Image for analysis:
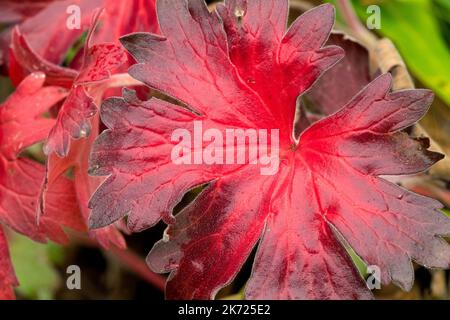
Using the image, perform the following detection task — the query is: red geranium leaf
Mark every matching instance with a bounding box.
[90,0,450,300]
[0,227,17,300]
[0,72,85,243]
[305,32,373,116]
[0,72,67,158]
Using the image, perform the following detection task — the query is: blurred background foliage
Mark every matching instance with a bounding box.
[351,0,450,106]
[9,234,63,299]
[0,0,449,300]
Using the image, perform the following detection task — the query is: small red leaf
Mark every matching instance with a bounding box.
[43,8,127,157]
[44,85,96,157]
[0,72,67,158]
[306,32,373,116]
[75,43,127,84]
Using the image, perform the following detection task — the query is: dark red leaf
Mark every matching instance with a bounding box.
[90,0,450,300]
[305,32,373,116]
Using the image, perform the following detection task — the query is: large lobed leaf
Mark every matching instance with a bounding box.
[89,0,450,299]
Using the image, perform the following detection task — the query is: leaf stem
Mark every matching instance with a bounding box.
[73,235,165,292]
[108,245,166,292]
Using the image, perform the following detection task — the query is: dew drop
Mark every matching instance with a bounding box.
[79,128,88,137]
[234,8,245,18]
[162,229,170,242]
[32,72,45,79]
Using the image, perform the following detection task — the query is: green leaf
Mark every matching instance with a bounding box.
[9,234,64,300]
[351,0,450,106]
[432,0,450,45]
[63,31,88,67]
[442,209,450,218]
[347,247,369,278]
[0,76,14,103]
